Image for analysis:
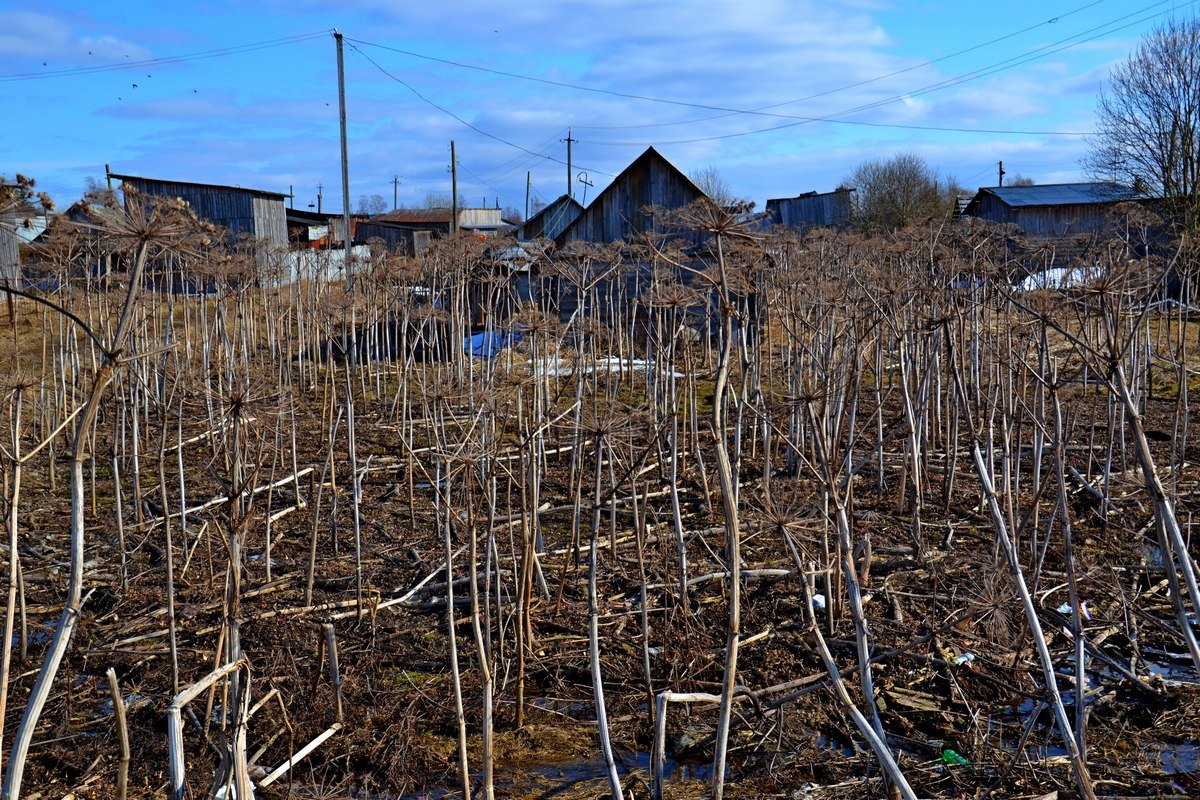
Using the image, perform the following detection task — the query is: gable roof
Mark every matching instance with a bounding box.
[555,147,709,246]
[969,182,1151,210]
[517,194,584,241]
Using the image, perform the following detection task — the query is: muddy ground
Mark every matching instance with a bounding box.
[3,360,1196,800]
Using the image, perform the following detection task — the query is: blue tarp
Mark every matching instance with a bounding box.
[465,328,521,359]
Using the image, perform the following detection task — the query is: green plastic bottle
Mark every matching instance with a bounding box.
[941,748,969,767]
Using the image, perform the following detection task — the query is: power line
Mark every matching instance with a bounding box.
[0,31,330,82]
[470,130,569,186]
[580,0,1194,146]
[349,0,1185,142]
[456,156,525,209]
[804,0,1192,128]
[344,41,615,179]
[347,31,1082,137]
[571,0,1112,131]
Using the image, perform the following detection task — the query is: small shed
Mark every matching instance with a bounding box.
[765,189,853,231]
[517,195,583,241]
[108,172,288,247]
[962,182,1152,237]
[555,147,710,247]
[286,207,337,249]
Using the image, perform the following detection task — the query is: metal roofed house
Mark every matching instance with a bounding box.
[516,194,584,242]
[962,182,1154,238]
[107,172,288,248]
[554,147,711,247]
[765,188,854,232]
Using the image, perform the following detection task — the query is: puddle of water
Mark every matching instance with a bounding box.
[12,627,52,648]
[389,746,710,799]
[99,693,152,717]
[1157,743,1200,775]
[817,733,856,758]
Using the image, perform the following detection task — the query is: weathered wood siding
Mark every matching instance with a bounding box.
[356,222,431,256]
[557,148,707,246]
[971,194,1121,237]
[767,190,853,230]
[0,211,18,285]
[251,195,287,247]
[118,177,287,247]
[458,208,504,229]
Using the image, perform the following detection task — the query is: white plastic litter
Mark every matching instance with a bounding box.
[529,356,685,378]
[1016,265,1103,292]
[812,594,826,609]
[1057,601,1093,620]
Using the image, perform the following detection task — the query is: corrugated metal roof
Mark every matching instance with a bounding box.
[980,182,1150,208]
[375,208,453,224]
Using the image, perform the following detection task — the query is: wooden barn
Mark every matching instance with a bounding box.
[766,188,854,231]
[555,147,710,247]
[108,172,288,248]
[962,182,1152,237]
[516,194,583,241]
[355,220,432,257]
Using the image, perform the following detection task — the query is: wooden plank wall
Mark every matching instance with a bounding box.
[124,179,286,247]
[0,211,19,284]
[974,194,1116,237]
[251,196,288,247]
[768,191,853,230]
[356,222,425,256]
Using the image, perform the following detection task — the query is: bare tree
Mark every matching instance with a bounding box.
[1085,16,1200,232]
[689,166,733,205]
[845,153,946,234]
[421,192,466,210]
[356,193,388,216]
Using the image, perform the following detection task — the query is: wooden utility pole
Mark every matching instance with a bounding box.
[998,160,1006,187]
[335,30,352,288]
[392,175,400,211]
[450,140,459,236]
[317,183,323,214]
[525,171,531,221]
[561,129,576,199]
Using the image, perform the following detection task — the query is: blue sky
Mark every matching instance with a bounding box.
[1,0,1193,215]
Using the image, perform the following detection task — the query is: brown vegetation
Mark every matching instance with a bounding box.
[0,196,1196,800]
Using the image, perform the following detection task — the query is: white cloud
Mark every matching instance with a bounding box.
[0,11,151,62]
